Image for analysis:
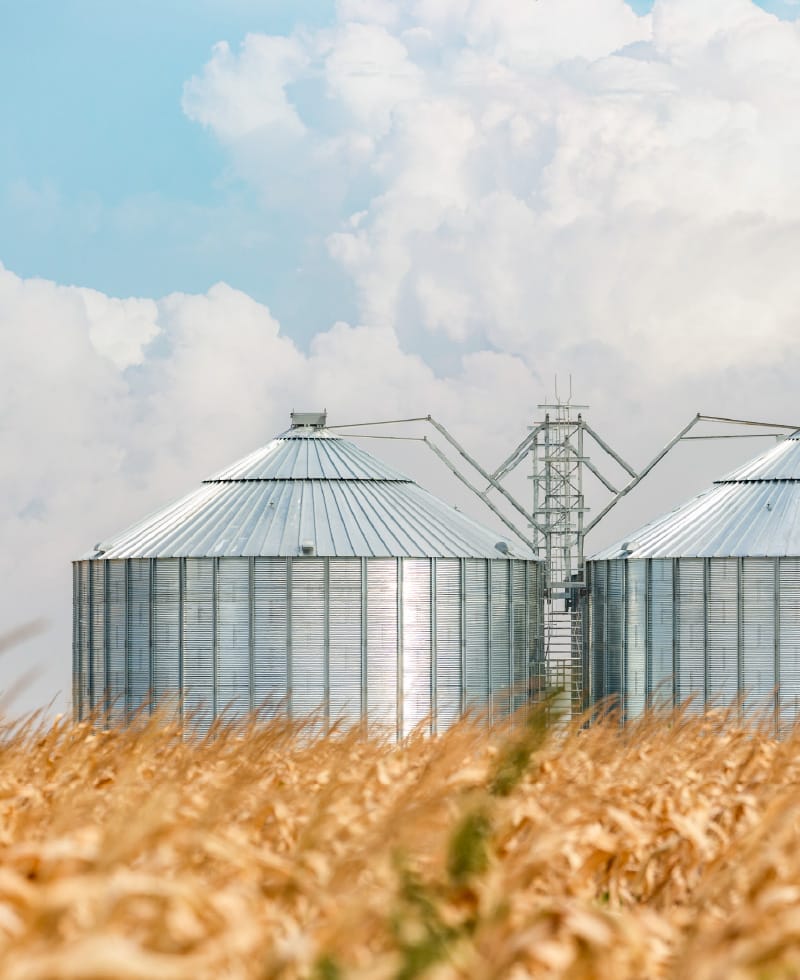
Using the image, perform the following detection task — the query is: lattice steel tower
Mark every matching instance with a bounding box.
[530,393,588,715]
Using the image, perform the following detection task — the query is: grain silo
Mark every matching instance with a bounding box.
[73,412,543,735]
[586,431,800,732]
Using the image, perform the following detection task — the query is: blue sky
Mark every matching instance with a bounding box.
[0,0,348,341]
[1,0,796,348]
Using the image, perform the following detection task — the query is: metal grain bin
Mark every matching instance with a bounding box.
[587,431,800,733]
[74,413,543,736]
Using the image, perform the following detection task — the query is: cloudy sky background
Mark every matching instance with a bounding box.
[3,0,800,712]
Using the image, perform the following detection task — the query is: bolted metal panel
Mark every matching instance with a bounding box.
[183,558,214,730]
[253,559,289,716]
[590,562,606,706]
[216,558,251,722]
[76,562,90,720]
[490,561,511,722]
[511,562,528,715]
[464,560,489,709]
[741,558,775,721]
[127,560,151,720]
[706,558,738,710]
[625,561,647,721]
[72,565,79,720]
[606,561,624,712]
[329,559,362,728]
[75,551,543,739]
[290,559,326,724]
[589,549,800,736]
[779,559,800,734]
[647,560,674,709]
[107,560,127,725]
[402,559,432,737]
[676,559,705,714]
[435,559,461,733]
[366,559,398,732]
[152,559,180,715]
[90,561,105,714]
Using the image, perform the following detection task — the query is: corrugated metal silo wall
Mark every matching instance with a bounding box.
[73,557,544,737]
[587,558,800,733]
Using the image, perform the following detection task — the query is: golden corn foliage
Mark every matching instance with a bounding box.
[0,702,799,979]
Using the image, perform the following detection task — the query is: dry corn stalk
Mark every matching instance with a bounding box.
[0,703,797,978]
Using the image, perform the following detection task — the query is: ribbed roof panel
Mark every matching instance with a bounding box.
[590,433,800,560]
[207,430,410,482]
[83,424,535,561]
[716,431,800,482]
[85,480,531,559]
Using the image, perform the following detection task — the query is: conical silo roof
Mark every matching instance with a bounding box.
[85,416,533,561]
[590,431,800,560]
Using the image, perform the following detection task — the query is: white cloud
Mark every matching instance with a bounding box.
[182,34,308,142]
[0,264,543,713]
[180,0,800,383]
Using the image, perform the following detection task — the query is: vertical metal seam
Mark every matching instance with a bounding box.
[286,559,293,721]
[621,561,627,724]
[775,557,781,736]
[487,560,493,726]
[703,558,709,712]
[212,558,218,722]
[460,558,467,717]
[397,557,403,742]
[431,557,437,736]
[249,556,255,715]
[524,561,530,722]
[104,563,110,724]
[123,559,129,725]
[149,559,155,716]
[88,560,94,713]
[643,559,650,712]
[672,559,678,710]
[508,562,514,728]
[361,558,368,730]
[73,564,80,722]
[604,563,610,708]
[324,557,330,732]
[737,557,744,723]
[178,558,184,723]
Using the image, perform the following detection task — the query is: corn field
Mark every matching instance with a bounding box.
[0,699,799,979]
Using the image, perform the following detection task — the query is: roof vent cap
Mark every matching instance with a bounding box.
[301,540,316,555]
[291,411,327,430]
[495,541,510,555]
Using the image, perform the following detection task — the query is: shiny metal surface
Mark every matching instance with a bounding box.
[588,557,800,734]
[591,433,800,560]
[74,556,544,736]
[75,418,543,734]
[86,427,533,561]
[208,429,409,482]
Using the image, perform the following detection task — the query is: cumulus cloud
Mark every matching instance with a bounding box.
[181,0,800,384]
[182,34,309,141]
[0,264,542,712]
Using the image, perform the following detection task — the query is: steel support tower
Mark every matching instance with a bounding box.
[530,398,588,716]
[330,407,800,722]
